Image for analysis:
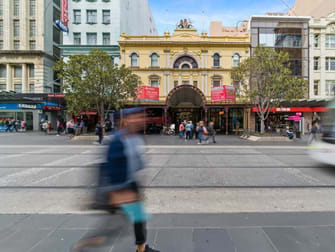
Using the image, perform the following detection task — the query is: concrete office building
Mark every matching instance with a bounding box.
[60,0,157,62]
[309,12,335,99]
[0,0,62,94]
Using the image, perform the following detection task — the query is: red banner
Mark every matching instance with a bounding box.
[61,0,69,26]
[136,86,159,101]
[252,107,329,113]
[211,86,236,102]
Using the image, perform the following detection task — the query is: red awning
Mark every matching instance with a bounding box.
[80,112,97,115]
[252,107,329,113]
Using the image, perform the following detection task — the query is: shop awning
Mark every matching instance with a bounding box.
[252,107,329,113]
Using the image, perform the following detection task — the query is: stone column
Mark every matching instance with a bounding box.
[6,64,11,91]
[225,107,229,136]
[204,107,208,124]
[190,74,193,85]
[22,64,27,93]
[178,73,182,85]
[164,107,168,126]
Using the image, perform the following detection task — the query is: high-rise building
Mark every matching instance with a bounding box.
[60,0,157,62]
[309,12,335,99]
[0,0,62,93]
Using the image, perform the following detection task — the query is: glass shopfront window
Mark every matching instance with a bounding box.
[259,28,302,48]
[0,111,35,131]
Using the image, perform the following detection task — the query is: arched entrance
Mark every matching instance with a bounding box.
[165,85,207,126]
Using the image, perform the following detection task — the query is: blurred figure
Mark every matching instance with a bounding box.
[179,121,184,139]
[66,119,75,138]
[286,126,295,140]
[208,121,216,143]
[20,120,26,132]
[308,121,318,144]
[72,108,160,252]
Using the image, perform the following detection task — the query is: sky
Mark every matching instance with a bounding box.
[148,0,295,35]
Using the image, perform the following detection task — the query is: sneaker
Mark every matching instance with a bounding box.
[137,245,160,252]
[198,142,201,145]
[206,140,209,144]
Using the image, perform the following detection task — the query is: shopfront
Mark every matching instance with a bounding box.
[0,103,42,131]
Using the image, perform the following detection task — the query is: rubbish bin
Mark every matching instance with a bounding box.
[296,131,301,138]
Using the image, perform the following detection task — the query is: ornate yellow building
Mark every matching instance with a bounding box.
[119,26,250,134]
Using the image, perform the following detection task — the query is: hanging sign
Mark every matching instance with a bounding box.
[56,0,69,32]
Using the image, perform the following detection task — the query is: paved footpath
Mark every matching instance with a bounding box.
[2,212,335,252]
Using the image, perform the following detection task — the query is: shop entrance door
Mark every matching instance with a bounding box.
[171,107,203,129]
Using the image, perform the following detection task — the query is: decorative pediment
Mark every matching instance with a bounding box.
[327,23,335,33]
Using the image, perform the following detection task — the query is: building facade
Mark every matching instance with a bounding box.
[249,15,327,135]
[119,26,250,135]
[288,0,335,19]
[309,12,335,99]
[0,0,62,94]
[60,0,157,62]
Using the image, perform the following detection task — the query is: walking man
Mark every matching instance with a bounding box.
[208,121,217,143]
[95,122,103,144]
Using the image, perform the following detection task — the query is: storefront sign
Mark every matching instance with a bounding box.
[47,94,65,98]
[43,106,61,111]
[252,107,329,113]
[136,86,159,102]
[0,103,42,110]
[56,0,69,32]
[211,86,236,102]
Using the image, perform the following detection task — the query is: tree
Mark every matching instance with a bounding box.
[54,49,139,129]
[232,47,307,134]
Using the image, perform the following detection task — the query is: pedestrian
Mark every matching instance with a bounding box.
[5,119,10,132]
[178,122,184,139]
[42,121,49,134]
[80,120,85,134]
[13,120,18,132]
[20,120,26,132]
[195,122,200,140]
[308,121,318,144]
[198,121,208,144]
[56,120,62,136]
[66,119,75,138]
[71,108,160,252]
[190,121,194,139]
[95,122,103,144]
[48,120,52,134]
[208,121,217,143]
[185,121,192,141]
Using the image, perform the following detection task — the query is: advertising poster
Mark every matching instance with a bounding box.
[136,86,159,102]
[211,85,236,102]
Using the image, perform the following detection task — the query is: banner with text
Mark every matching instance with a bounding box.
[211,85,236,102]
[136,86,159,102]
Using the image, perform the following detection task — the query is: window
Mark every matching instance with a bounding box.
[174,81,178,87]
[103,33,110,45]
[213,80,221,87]
[14,84,22,93]
[14,41,20,50]
[314,80,320,96]
[326,80,335,96]
[29,0,36,16]
[53,26,61,44]
[29,20,36,37]
[326,35,335,48]
[0,84,5,91]
[14,20,20,37]
[0,65,5,77]
[213,53,220,67]
[73,10,81,24]
[314,34,320,48]
[0,20,3,37]
[314,57,320,71]
[53,7,60,22]
[151,53,159,67]
[86,33,97,45]
[182,81,189,85]
[326,57,335,71]
[0,40,3,49]
[29,41,36,50]
[73,33,81,45]
[102,10,110,24]
[0,0,3,16]
[87,10,97,24]
[232,54,240,67]
[29,84,35,93]
[193,81,197,87]
[14,66,22,77]
[131,53,138,67]
[150,80,159,87]
[29,65,34,77]
[14,0,19,16]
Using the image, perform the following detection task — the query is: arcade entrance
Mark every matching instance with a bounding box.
[165,85,206,128]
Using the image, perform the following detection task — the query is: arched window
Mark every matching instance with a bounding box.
[181,64,190,69]
[151,53,159,67]
[233,53,240,67]
[130,53,138,67]
[173,56,198,69]
[213,53,220,67]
